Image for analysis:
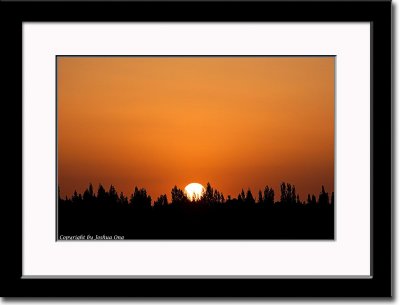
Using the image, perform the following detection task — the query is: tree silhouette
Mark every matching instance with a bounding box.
[203,182,214,206]
[130,186,152,209]
[263,186,274,206]
[171,185,187,206]
[307,194,312,205]
[119,192,128,205]
[245,189,255,205]
[58,181,334,239]
[83,183,95,203]
[311,194,317,206]
[97,184,107,205]
[318,185,329,206]
[280,182,297,206]
[108,185,118,204]
[238,189,246,204]
[258,190,263,204]
[154,194,168,208]
[213,189,224,205]
[200,183,224,206]
[72,190,78,204]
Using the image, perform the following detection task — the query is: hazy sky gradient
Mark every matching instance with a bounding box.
[58,56,334,201]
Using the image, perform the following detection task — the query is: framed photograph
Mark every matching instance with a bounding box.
[3,0,391,297]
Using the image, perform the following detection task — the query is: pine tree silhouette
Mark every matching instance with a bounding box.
[58,181,334,239]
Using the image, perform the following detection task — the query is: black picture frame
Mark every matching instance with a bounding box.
[2,0,391,297]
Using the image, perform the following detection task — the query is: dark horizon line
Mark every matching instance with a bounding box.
[58,181,333,204]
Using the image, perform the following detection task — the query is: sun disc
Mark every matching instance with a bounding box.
[184,183,205,201]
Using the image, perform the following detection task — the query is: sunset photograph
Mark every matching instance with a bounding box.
[57,56,335,239]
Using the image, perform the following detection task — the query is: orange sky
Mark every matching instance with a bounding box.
[57,56,334,201]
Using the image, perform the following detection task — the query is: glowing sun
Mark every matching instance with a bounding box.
[184,183,205,201]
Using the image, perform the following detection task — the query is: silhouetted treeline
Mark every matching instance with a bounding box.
[58,182,334,239]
